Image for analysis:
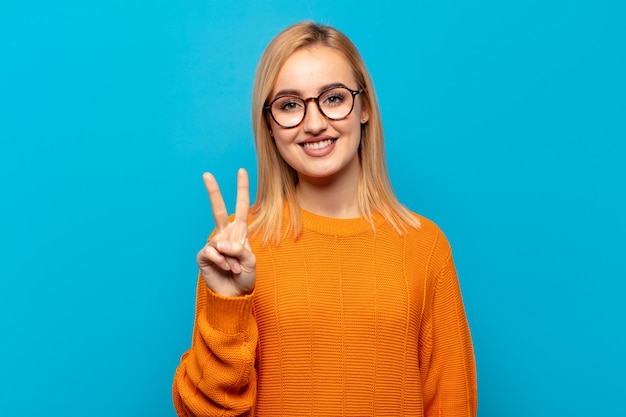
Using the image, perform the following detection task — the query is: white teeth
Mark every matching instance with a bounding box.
[302,139,334,150]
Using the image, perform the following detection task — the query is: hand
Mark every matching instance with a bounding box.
[197,168,256,297]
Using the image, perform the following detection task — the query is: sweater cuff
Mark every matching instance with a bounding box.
[204,288,255,335]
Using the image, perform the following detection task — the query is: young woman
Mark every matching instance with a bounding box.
[173,22,477,417]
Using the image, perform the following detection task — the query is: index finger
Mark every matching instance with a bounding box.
[234,168,250,223]
[203,172,230,232]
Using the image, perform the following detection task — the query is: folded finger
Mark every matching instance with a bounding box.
[199,243,231,271]
[215,240,256,272]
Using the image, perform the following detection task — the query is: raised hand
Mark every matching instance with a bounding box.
[197,168,256,297]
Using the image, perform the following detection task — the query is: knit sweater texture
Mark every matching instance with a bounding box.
[173,209,477,416]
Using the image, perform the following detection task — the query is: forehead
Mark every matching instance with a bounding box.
[272,46,356,96]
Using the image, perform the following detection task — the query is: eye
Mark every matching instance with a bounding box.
[321,89,348,107]
[273,96,304,113]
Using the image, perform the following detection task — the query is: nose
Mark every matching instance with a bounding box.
[302,99,328,134]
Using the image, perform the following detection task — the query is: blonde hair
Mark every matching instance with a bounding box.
[249,22,420,245]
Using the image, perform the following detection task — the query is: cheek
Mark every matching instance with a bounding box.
[272,129,295,148]
[271,130,298,161]
[339,118,365,140]
[270,118,294,142]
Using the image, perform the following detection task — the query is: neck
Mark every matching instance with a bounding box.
[296,167,361,219]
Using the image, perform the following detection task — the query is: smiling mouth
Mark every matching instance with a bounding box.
[301,138,336,150]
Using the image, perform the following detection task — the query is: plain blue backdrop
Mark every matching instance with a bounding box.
[1,1,624,416]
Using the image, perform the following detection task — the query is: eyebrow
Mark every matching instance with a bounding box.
[272,82,348,99]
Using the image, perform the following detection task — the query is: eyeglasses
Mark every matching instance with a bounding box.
[264,86,363,129]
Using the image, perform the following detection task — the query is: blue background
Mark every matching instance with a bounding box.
[1,1,624,416]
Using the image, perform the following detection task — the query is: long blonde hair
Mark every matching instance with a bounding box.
[249,22,420,245]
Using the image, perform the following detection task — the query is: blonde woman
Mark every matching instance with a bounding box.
[173,21,477,417]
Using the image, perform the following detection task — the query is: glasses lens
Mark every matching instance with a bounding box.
[319,87,354,120]
[270,96,305,128]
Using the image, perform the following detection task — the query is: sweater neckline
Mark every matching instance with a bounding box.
[300,208,384,236]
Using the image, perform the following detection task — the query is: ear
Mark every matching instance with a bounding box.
[360,107,370,124]
[359,98,370,124]
[264,112,274,137]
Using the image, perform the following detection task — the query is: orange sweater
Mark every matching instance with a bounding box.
[173,209,477,416]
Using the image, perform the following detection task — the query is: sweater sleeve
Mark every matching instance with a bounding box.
[418,236,477,417]
[173,274,259,417]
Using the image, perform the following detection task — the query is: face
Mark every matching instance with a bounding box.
[268,46,369,184]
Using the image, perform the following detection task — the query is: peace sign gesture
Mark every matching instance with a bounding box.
[197,168,256,297]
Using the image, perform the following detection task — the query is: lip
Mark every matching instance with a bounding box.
[298,136,337,157]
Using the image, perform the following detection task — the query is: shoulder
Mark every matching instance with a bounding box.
[404,211,453,260]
